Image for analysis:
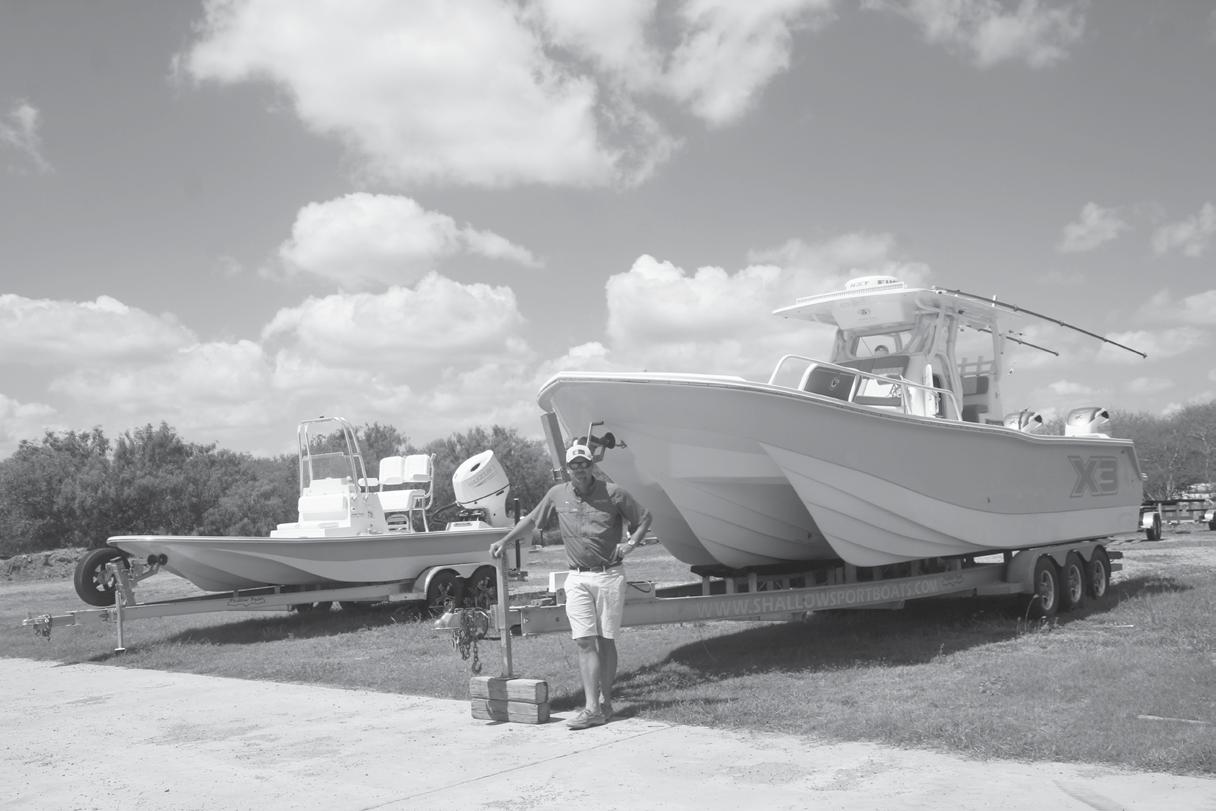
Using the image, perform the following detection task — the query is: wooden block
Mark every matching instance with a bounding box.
[471,698,550,724]
[469,676,549,704]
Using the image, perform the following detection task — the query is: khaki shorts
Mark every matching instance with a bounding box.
[564,569,627,639]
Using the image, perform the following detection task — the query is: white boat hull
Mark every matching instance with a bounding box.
[539,373,1144,569]
[109,527,504,592]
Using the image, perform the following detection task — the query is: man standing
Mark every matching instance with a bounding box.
[490,444,651,730]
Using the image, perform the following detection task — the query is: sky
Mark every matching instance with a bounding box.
[1,0,1214,459]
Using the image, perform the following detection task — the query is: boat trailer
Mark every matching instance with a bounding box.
[23,556,492,653]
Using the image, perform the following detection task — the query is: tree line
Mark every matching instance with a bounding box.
[1,402,1213,557]
[0,421,555,557]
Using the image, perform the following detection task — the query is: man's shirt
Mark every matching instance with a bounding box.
[530,478,650,568]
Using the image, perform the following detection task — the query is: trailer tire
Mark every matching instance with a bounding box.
[1060,552,1086,611]
[74,547,131,607]
[1086,547,1111,601]
[1028,556,1061,619]
[1145,513,1162,541]
[464,565,498,610]
[426,570,465,616]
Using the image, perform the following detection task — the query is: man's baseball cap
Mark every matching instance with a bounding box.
[565,445,593,465]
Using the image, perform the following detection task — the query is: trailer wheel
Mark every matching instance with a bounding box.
[74,547,131,607]
[1060,552,1086,611]
[1028,556,1061,618]
[464,565,498,610]
[426,570,465,616]
[1085,547,1111,601]
[1144,513,1162,541]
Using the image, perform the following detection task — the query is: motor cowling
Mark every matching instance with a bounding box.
[1064,406,1112,438]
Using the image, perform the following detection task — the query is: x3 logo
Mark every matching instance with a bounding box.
[1069,455,1119,498]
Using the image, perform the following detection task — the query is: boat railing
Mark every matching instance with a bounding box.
[768,354,961,420]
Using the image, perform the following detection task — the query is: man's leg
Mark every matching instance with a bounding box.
[597,636,617,703]
[574,636,602,713]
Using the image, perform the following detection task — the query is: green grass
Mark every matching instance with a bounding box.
[4,535,1215,775]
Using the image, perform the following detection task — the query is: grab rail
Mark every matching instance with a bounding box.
[768,354,961,420]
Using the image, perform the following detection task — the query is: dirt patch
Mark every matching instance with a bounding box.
[0,547,88,583]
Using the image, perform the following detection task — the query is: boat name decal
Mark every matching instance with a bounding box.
[1069,455,1119,498]
[691,577,948,619]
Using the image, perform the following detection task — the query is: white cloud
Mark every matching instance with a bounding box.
[535,0,835,127]
[1097,327,1208,364]
[0,394,59,457]
[37,277,539,452]
[1152,202,1216,258]
[50,341,269,412]
[183,0,666,187]
[1126,377,1175,395]
[1057,202,1128,253]
[261,273,530,371]
[1047,379,1093,396]
[868,0,1087,68]
[597,233,929,377]
[660,0,836,126]
[1134,288,1216,327]
[0,295,196,364]
[749,232,933,289]
[181,1,846,187]
[278,193,541,288]
[0,99,52,173]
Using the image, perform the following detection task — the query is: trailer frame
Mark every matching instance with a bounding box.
[440,540,1122,672]
[24,557,495,653]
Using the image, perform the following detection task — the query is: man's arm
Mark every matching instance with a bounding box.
[490,513,536,558]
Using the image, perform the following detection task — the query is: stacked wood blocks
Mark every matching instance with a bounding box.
[469,676,550,724]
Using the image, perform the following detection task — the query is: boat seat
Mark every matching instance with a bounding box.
[297,493,351,523]
[377,454,434,532]
[306,477,352,495]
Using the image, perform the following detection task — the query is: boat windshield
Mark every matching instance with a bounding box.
[853,331,911,357]
[305,451,353,487]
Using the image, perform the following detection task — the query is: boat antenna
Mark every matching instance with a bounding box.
[934,287,1147,359]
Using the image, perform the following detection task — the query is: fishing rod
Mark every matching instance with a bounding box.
[934,287,1148,359]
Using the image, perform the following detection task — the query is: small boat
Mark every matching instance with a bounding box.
[539,276,1147,571]
[76,417,509,603]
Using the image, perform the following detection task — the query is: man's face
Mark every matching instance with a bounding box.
[568,459,593,486]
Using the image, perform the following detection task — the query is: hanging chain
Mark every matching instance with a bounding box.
[450,608,491,675]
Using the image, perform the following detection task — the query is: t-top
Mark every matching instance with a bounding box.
[529,477,650,569]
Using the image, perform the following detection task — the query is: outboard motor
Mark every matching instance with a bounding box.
[1064,406,1112,438]
[1003,409,1045,433]
[451,449,512,527]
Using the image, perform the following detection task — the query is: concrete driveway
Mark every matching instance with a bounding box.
[3,658,1213,810]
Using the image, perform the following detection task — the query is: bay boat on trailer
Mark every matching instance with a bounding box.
[538,276,1147,571]
[73,416,511,607]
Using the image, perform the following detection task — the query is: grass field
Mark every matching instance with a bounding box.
[3,532,1215,775]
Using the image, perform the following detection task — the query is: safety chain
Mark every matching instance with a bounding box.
[31,614,52,639]
[450,608,491,675]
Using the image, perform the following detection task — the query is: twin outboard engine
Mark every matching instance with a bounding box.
[1003,409,1045,434]
[1064,406,1112,438]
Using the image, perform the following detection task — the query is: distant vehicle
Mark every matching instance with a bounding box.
[1140,503,1163,541]
[1205,506,1216,531]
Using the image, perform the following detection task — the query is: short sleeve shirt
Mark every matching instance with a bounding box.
[529,478,650,569]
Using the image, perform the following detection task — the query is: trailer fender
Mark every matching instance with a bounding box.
[1003,543,1106,593]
